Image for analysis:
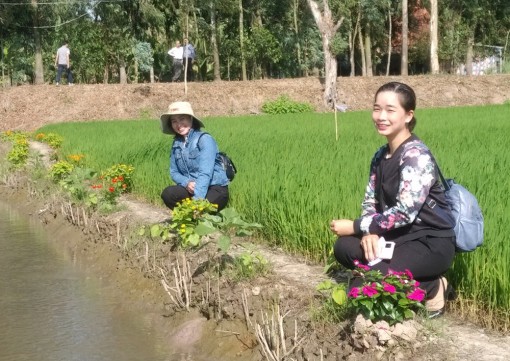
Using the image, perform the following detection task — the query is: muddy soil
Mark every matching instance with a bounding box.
[2,75,510,360]
[1,74,510,131]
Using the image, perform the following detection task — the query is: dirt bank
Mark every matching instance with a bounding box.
[1,142,510,361]
[2,74,510,132]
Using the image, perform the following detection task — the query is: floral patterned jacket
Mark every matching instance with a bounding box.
[353,134,454,241]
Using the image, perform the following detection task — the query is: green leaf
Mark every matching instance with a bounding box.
[332,288,347,305]
[194,223,216,236]
[138,226,146,236]
[150,224,161,238]
[316,280,334,291]
[187,233,201,247]
[219,207,239,220]
[217,235,231,254]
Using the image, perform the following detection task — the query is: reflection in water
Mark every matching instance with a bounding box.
[0,201,172,361]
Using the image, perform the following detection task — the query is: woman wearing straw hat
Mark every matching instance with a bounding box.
[160,101,229,210]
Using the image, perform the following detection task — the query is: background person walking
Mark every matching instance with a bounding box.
[183,38,195,82]
[167,40,183,82]
[54,41,73,85]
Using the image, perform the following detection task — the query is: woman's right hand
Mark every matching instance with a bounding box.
[186,181,196,194]
[360,234,380,262]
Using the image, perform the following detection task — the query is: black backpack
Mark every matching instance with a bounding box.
[196,133,237,181]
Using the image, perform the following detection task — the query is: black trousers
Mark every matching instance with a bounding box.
[161,185,229,211]
[334,235,455,299]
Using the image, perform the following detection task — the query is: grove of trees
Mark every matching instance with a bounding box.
[1,0,509,90]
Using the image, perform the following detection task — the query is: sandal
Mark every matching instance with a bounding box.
[427,277,456,319]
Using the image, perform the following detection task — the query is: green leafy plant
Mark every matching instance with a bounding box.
[261,95,314,114]
[232,243,269,280]
[140,198,262,252]
[314,279,349,323]
[49,160,75,181]
[347,261,425,326]
[1,131,30,168]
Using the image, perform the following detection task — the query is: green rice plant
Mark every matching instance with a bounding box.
[36,104,510,327]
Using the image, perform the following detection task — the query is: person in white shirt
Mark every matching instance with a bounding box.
[54,41,73,86]
[167,41,183,82]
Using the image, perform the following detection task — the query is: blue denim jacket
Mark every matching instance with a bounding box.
[170,129,229,199]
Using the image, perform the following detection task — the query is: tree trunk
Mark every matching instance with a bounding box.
[401,0,408,76]
[133,58,139,83]
[307,0,344,108]
[31,0,44,84]
[358,26,366,76]
[293,0,303,77]
[466,34,474,76]
[239,0,247,81]
[364,25,373,77]
[150,66,154,83]
[119,58,127,84]
[430,0,439,74]
[350,12,360,77]
[210,1,221,81]
[386,4,392,76]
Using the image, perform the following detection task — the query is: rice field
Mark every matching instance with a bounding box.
[37,104,510,324]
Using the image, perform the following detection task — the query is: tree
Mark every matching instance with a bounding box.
[306,0,344,108]
[401,0,408,75]
[429,0,439,74]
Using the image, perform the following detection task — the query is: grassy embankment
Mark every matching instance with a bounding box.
[37,104,510,331]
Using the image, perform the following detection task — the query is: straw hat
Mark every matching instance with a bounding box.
[160,101,204,134]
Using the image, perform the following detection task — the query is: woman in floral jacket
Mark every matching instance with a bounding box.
[330,82,456,318]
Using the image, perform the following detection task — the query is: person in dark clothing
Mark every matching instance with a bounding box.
[330,82,456,318]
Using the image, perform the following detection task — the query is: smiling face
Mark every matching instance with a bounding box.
[170,114,193,136]
[372,91,414,142]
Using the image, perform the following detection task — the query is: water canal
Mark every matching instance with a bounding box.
[0,200,176,361]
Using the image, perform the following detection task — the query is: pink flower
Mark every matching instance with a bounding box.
[413,281,420,287]
[383,282,396,294]
[362,284,378,297]
[405,269,414,279]
[407,288,426,302]
[348,287,360,298]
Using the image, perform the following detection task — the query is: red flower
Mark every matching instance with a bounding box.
[109,187,115,192]
[118,176,124,181]
[112,177,118,183]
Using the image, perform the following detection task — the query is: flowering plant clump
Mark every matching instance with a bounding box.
[67,154,85,165]
[34,132,64,149]
[100,164,134,193]
[347,260,425,325]
[170,198,219,248]
[1,131,30,168]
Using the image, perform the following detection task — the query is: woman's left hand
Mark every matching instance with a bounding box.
[330,219,354,236]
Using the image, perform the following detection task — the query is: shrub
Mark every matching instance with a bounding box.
[262,95,314,114]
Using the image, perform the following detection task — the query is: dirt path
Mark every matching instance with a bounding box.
[2,74,510,132]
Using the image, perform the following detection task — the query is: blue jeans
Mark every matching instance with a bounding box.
[56,64,73,84]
